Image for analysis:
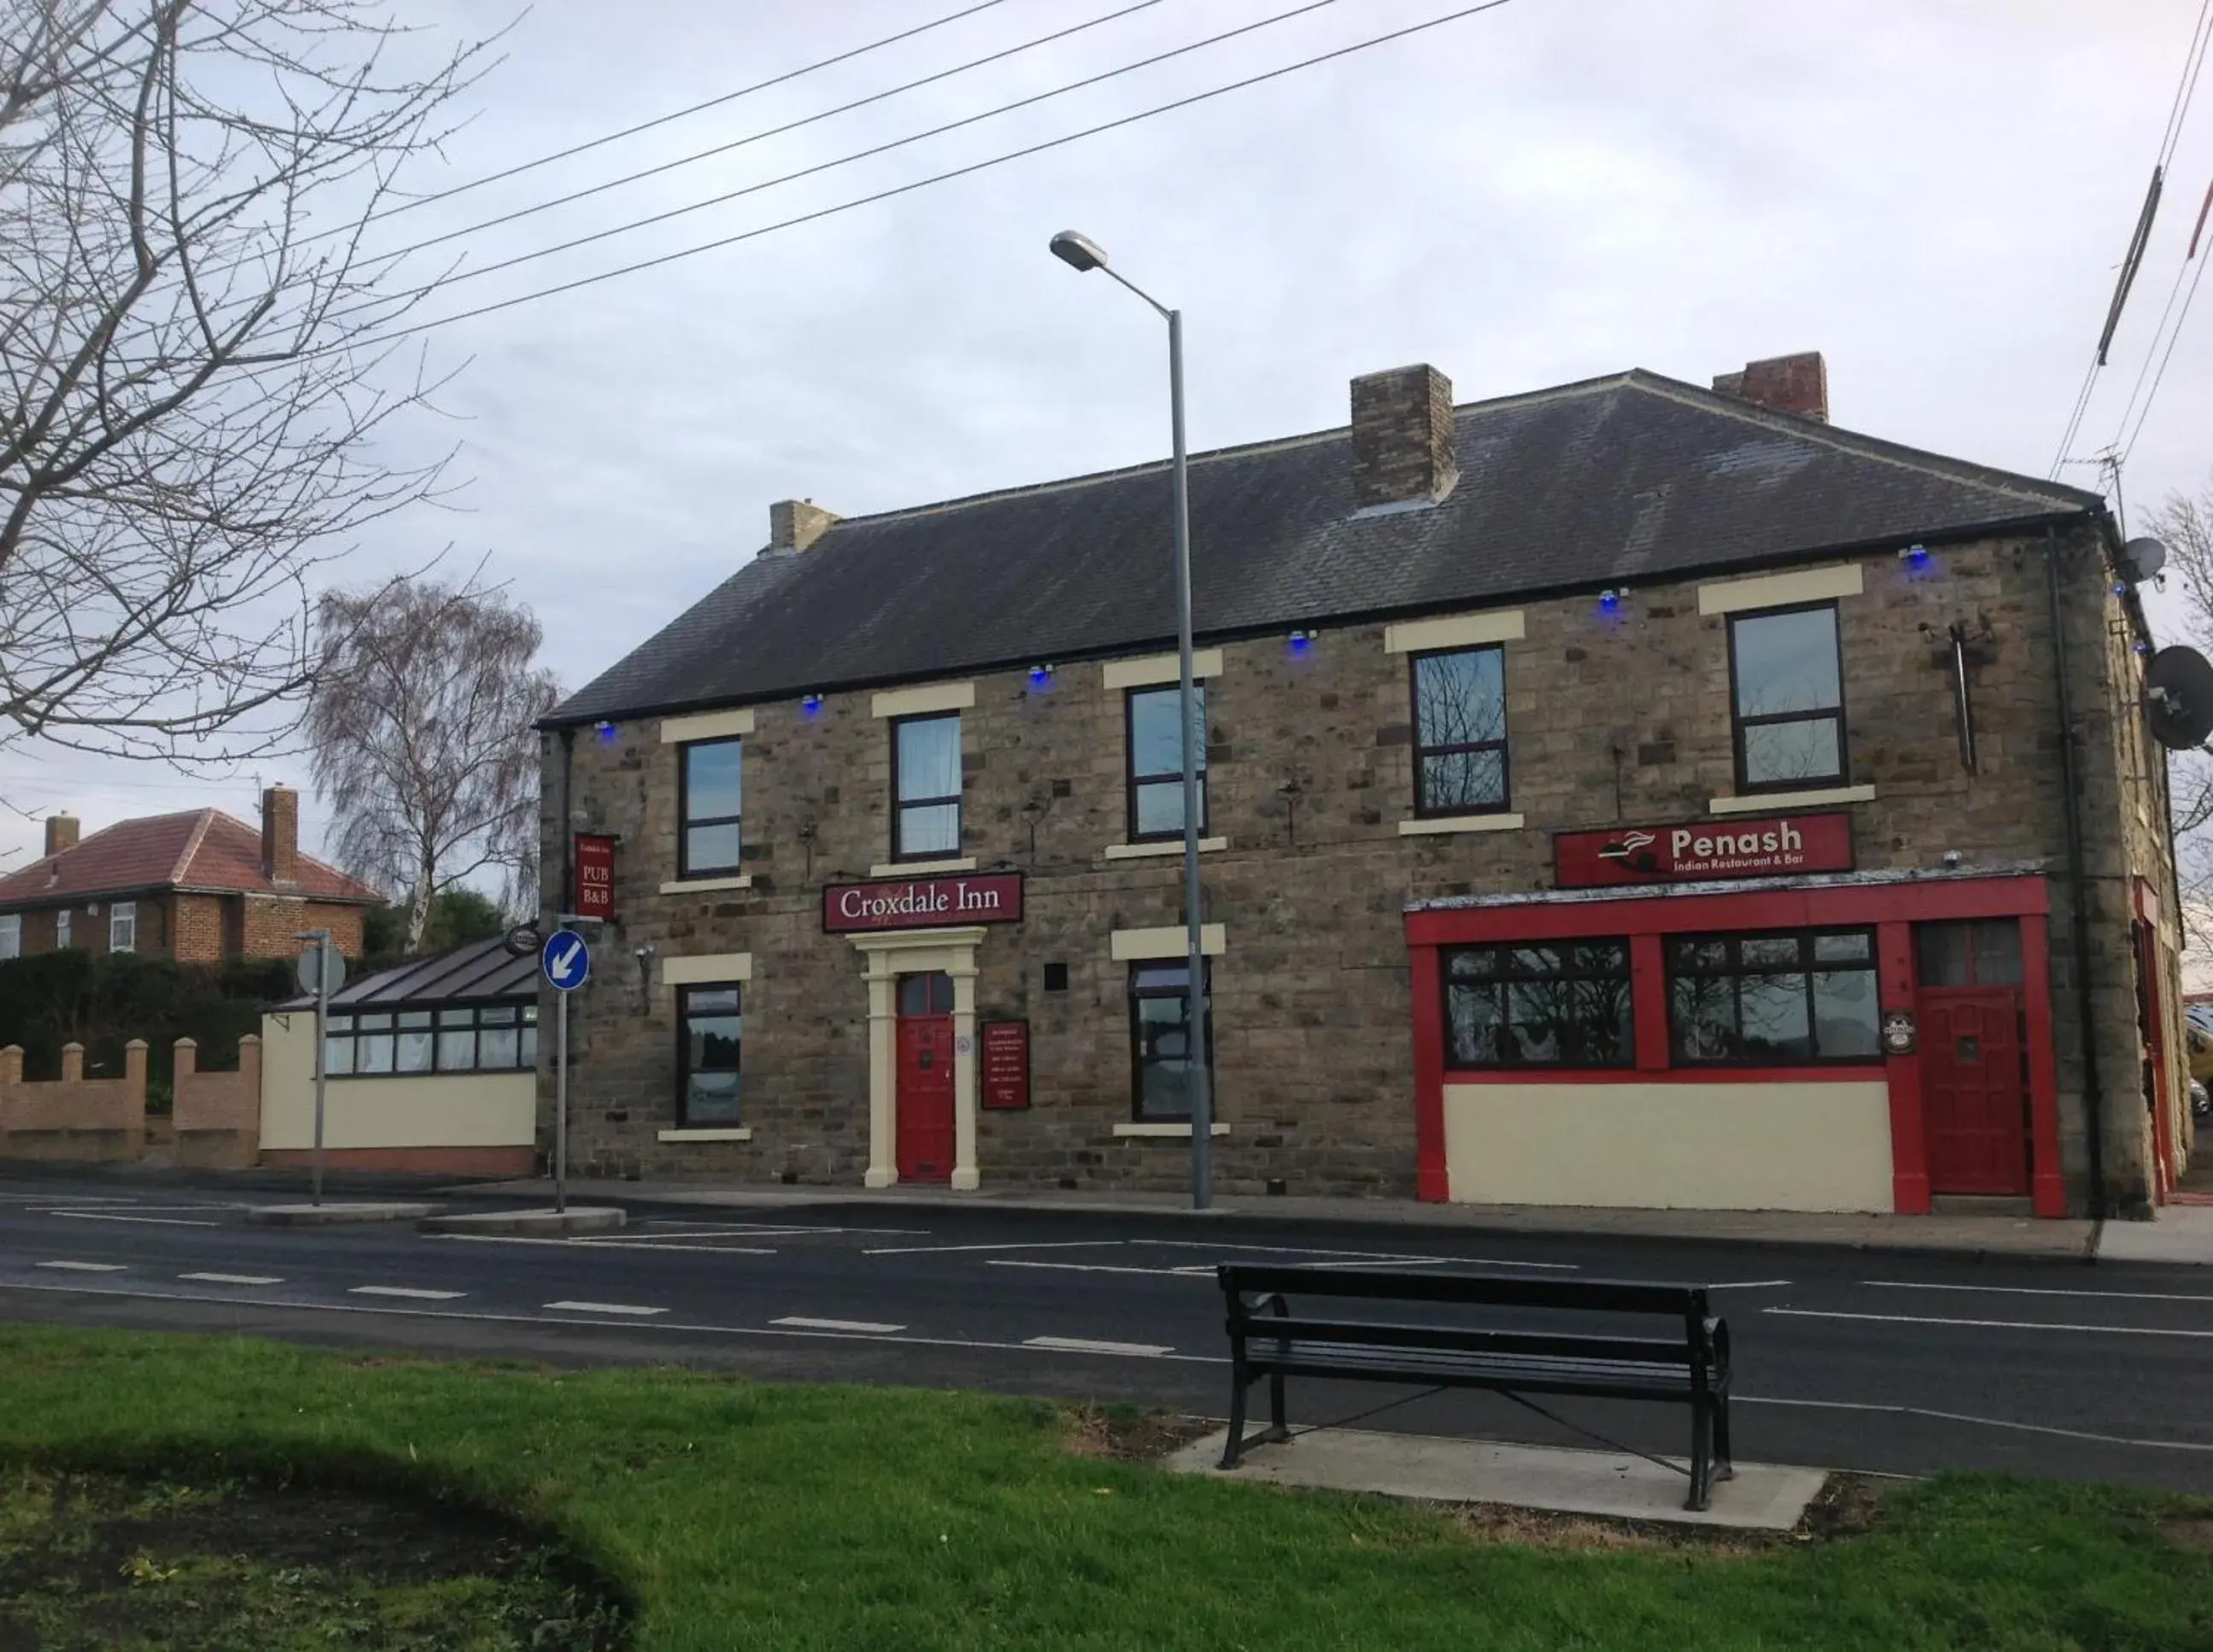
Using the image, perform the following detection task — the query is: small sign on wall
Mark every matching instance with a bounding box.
[575,832,616,919]
[982,1020,1030,1110]
[1883,1010,1918,1056]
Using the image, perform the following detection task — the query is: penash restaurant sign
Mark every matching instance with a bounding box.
[1554,813,1853,890]
[822,872,1024,933]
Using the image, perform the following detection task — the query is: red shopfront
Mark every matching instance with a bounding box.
[1404,866,2066,1219]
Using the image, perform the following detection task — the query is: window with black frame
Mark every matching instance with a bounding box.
[678,984,743,1128]
[1130,961,1212,1120]
[1410,646,1509,815]
[1667,930,1880,1064]
[1125,686,1206,841]
[322,1003,539,1077]
[678,736,744,877]
[892,713,962,861]
[1442,941,1633,1069]
[1729,604,1847,791]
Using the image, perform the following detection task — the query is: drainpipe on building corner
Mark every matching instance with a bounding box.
[558,727,576,921]
[2046,525,2106,1219]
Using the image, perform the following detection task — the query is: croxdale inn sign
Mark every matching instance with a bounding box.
[821,873,1025,933]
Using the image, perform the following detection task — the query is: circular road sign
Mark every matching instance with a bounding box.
[541,929,592,992]
[295,947,347,998]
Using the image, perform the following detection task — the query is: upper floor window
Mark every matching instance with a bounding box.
[1411,646,1508,815]
[679,984,743,1128]
[1667,928,1878,1065]
[1126,686,1207,842]
[1730,604,1846,791]
[108,901,136,953]
[0,914,19,960]
[1442,941,1632,1069]
[892,714,962,861]
[678,738,743,878]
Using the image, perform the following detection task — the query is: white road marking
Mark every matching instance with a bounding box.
[1867,1278,2213,1305]
[47,1211,219,1228]
[1739,1394,2213,1454]
[44,1203,231,1214]
[644,1221,929,1236]
[1024,1334,1173,1357]
[1129,1239,1580,1270]
[35,1260,125,1272]
[349,1286,464,1300]
[990,1259,1212,1278]
[1707,1280,1793,1290]
[862,1239,1106,1256]
[1766,1307,2213,1339]
[773,1316,906,1334]
[545,1300,666,1316]
[179,1272,283,1286]
[433,1235,775,1256]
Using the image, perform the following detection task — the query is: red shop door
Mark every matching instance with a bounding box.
[896,994,956,1185]
[1919,989,2030,1195]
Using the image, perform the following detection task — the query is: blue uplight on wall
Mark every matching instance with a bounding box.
[2113,581,2131,598]
[594,721,618,744]
[1597,589,1622,615]
[801,693,824,717]
[1027,663,1055,690]
[1287,629,1316,655]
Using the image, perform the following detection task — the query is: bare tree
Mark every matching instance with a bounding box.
[308,578,557,952]
[2149,479,2213,956]
[0,1,495,759]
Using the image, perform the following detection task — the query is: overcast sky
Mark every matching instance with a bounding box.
[4,0,2210,881]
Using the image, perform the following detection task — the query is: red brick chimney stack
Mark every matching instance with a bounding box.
[1712,353,1829,423]
[1351,364,1461,510]
[44,814,78,857]
[261,786,299,886]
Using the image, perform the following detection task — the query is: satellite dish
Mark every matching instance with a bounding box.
[2145,645,2213,749]
[2121,537,2169,583]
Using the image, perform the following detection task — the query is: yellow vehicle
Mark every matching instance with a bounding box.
[2188,1020,2213,1088]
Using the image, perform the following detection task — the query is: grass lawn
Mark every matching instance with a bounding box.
[0,1325,2210,1650]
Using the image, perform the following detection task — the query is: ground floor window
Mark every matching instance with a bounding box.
[1130,962,1212,1121]
[1442,941,1632,1068]
[323,1001,539,1077]
[679,984,743,1127]
[1668,928,1879,1064]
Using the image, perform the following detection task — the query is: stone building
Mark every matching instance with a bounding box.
[540,353,2188,1218]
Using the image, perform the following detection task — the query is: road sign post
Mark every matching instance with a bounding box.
[293,933,346,1207]
[541,929,592,1216]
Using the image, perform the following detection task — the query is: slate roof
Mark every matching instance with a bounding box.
[549,368,2106,726]
[279,935,536,1011]
[0,810,384,909]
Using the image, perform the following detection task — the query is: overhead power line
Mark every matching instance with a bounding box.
[347,0,1521,353]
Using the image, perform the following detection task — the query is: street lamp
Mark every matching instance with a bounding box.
[1048,230,1212,1211]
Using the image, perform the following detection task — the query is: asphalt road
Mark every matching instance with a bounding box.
[3,1172,2211,1491]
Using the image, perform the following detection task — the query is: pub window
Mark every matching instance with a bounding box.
[1442,941,1632,1069]
[1917,919,2023,988]
[1729,604,1847,791]
[1411,646,1509,815]
[1130,961,1213,1121]
[678,737,744,878]
[892,713,962,861]
[1126,686,1207,842]
[1668,929,1880,1065]
[679,984,743,1128]
[108,900,137,954]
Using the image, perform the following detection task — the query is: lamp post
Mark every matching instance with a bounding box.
[1048,230,1212,1211]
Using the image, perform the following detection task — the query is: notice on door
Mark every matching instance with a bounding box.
[981,1020,1030,1111]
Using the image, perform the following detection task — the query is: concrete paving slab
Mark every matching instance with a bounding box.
[1165,1427,1827,1531]
[245,1201,437,1226]
[418,1205,625,1236]
[2099,1205,2213,1265]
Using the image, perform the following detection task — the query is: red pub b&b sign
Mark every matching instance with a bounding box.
[574,832,616,919]
[1554,812,1853,890]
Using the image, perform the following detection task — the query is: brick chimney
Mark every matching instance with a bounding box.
[769,499,840,553]
[260,786,298,887]
[1712,352,1828,423]
[1351,365,1459,510]
[44,814,78,857]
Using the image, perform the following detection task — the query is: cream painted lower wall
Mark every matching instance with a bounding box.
[1442,1081,1895,1213]
[258,1012,536,1152]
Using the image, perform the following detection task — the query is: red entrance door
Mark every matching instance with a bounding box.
[896,972,955,1184]
[1918,989,2030,1195]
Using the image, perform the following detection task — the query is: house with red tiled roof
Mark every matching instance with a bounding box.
[0,788,383,964]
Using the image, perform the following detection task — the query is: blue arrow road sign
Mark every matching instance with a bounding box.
[541,930,591,992]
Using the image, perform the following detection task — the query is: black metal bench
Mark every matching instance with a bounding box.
[1217,1264,1734,1509]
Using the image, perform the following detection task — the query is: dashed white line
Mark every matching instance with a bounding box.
[1739,1394,2213,1454]
[1766,1307,2213,1339]
[1866,1278,2213,1305]
[773,1316,906,1334]
[1129,1240,1581,1270]
[862,1239,1105,1256]
[1024,1334,1173,1357]
[48,1211,219,1227]
[180,1272,283,1286]
[433,1235,775,1256]
[1708,1279,1793,1290]
[348,1285,464,1300]
[546,1299,665,1316]
[989,1259,1212,1277]
[35,1260,125,1272]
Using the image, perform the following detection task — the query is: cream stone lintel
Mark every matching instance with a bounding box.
[1102,649,1224,691]
[1708,784,1876,814]
[658,707,754,744]
[1382,610,1525,654]
[868,858,977,877]
[1112,1121,1231,1138]
[1398,813,1526,836]
[1696,563,1864,616]
[1111,924,1227,961]
[661,875,752,893]
[657,1128,752,1142]
[871,680,975,718]
[1102,837,1227,861]
[662,951,753,985]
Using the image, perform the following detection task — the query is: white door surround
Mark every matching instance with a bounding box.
[850,926,987,1190]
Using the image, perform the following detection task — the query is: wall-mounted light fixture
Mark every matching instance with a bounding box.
[594,721,618,744]
[1899,544,1933,569]
[1286,629,1317,654]
[1026,663,1056,689]
[800,693,825,716]
[1597,587,1627,615]
[633,944,655,1012]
